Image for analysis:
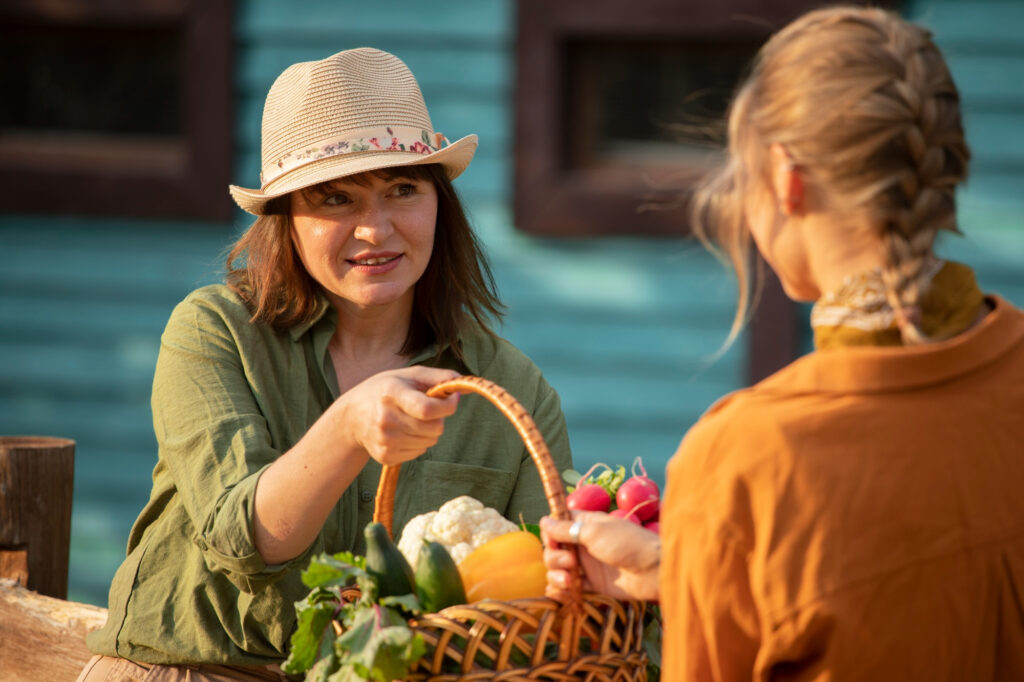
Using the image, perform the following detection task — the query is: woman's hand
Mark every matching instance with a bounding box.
[336,365,462,465]
[254,365,460,564]
[540,511,661,602]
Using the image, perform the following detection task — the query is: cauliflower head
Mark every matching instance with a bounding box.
[397,495,518,567]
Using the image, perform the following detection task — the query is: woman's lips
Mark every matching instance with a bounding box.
[346,253,402,273]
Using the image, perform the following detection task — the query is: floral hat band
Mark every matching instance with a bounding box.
[229,48,478,215]
[259,126,451,187]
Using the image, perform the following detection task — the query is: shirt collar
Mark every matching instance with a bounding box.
[288,294,334,342]
[289,293,485,377]
[759,296,1023,394]
[405,332,483,376]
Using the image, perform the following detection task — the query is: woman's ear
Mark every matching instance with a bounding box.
[770,143,804,216]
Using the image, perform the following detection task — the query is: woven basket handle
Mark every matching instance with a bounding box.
[373,375,582,605]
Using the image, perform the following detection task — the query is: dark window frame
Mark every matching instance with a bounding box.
[0,0,233,221]
[514,0,897,383]
[513,0,825,240]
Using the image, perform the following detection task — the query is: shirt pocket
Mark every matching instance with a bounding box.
[392,459,518,526]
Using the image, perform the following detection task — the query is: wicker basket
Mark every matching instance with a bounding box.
[367,376,650,681]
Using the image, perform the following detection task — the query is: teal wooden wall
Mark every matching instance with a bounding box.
[0,219,234,600]
[918,1,1024,211]
[1,0,1021,607]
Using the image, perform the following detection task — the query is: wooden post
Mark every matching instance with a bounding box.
[0,436,76,599]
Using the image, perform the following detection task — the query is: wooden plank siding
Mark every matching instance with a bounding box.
[0,218,234,603]
[1,0,1021,609]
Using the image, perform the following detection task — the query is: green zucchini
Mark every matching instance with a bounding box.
[415,540,468,612]
[364,522,416,599]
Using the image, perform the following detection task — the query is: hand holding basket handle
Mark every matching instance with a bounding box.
[373,375,583,607]
[370,376,649,679]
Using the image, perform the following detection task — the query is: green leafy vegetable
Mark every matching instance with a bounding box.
[300,551,367,590]
[285,592,338,672]
[561,469,583,487]
[305,651,339,682]
[282,551,426,680]
[334,604,427,681]
[591,465,627,501]
[642,605,663,681]
[521,522,541,539]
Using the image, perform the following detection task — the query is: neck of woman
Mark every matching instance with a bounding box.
[328,297,416,393]
[801,213,889,299]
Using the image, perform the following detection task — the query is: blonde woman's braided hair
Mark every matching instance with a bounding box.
[691,6,970,346]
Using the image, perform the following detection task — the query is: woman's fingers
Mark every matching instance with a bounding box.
[396,365,463,391]
[540,517,574,546]
[544,548,585,601]
[352,366,464,465]
[361,414,446,464]
[379,366,461,422]
[389,383,460,421]
[540,511,604,547]
[543,546,578,571]
[545,569,578,600]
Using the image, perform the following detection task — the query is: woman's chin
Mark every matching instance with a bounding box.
[778,279,819,303]
[334,284,415,311]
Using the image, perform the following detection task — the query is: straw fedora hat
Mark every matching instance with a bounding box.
[229,47,478,215]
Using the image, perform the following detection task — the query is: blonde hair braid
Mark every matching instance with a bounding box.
[871,16,967,342]
[691,6,970,347]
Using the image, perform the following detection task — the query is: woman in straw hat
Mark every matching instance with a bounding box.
[78,48,573,680]
[542,6,1024,680]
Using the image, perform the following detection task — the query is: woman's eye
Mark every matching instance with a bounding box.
[394,183,416,197]
[323,193,351,206]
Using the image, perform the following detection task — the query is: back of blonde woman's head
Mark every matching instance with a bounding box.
[693,6,970,345]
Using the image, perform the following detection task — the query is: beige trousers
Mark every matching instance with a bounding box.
[74,654,293,682]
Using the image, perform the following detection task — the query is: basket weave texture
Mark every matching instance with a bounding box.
[368,376,650,681]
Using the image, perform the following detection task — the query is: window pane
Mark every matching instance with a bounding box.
[0,21,183,137]
[565,40,758,170]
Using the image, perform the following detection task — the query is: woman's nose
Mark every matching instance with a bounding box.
[352,201,394,243]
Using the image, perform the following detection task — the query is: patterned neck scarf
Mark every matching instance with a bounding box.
[811,260,985,350]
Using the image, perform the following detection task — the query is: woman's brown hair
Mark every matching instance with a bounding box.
[225,164,504,360]
[691,6,970,347]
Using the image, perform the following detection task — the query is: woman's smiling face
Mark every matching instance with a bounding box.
[289,170,438,313]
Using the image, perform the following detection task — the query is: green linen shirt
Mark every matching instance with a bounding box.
[87,284,573,665]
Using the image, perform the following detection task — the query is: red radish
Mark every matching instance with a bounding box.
[566,484,611,512]
[610,508,642,525]
[644,521,660,534]
[624,498,659,521]
[616,459,660,522]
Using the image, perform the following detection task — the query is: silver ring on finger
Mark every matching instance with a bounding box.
[568,519,583,544]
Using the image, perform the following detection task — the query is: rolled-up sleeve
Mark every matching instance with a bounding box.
[152,294,316,591]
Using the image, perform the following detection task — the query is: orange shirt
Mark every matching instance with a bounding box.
[661,296,1024,681]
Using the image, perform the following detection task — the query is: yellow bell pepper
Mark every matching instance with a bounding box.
[457,531,547,602]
